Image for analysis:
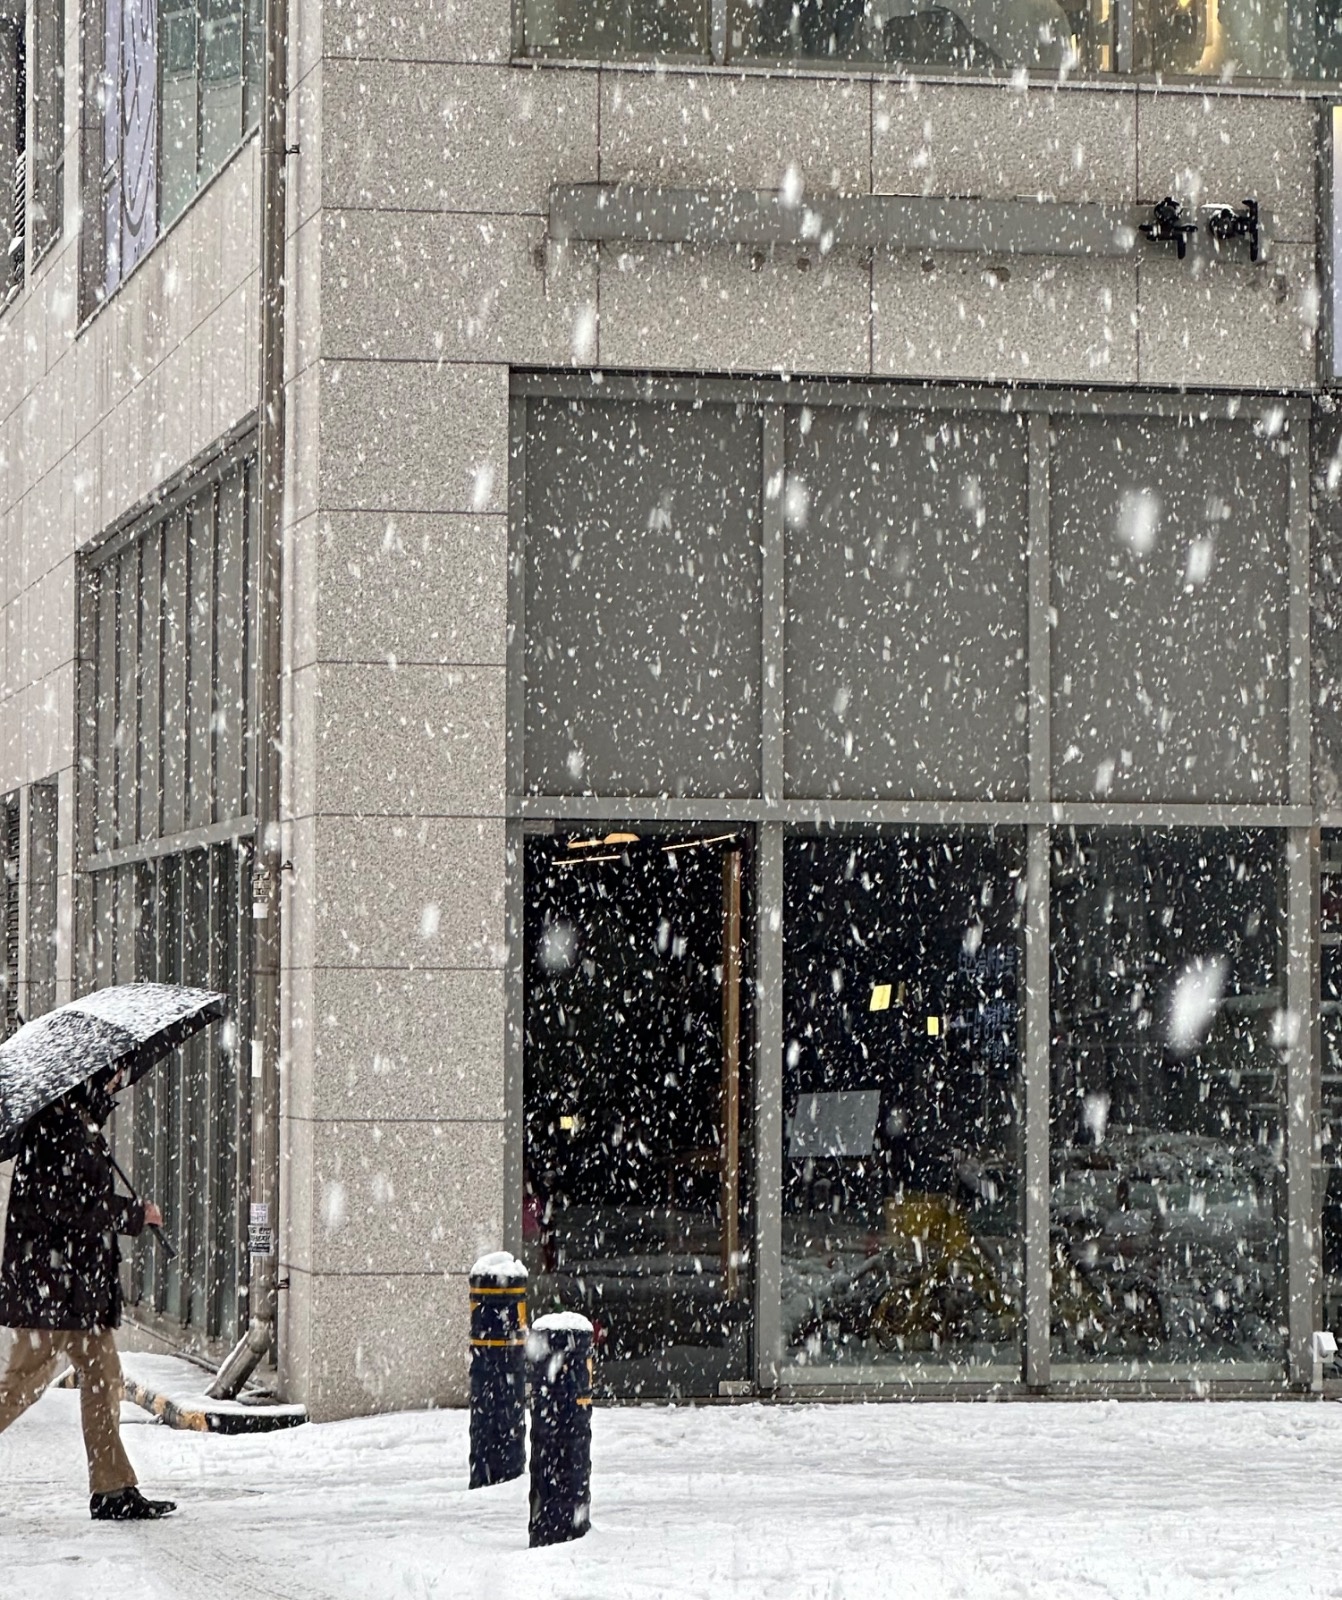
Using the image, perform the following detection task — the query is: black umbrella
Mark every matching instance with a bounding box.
[0,982,228,1257]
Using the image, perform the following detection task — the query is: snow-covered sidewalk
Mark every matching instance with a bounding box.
[2,1383,1340,1599]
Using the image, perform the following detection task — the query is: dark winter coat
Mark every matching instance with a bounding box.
[0,1090,145,1331]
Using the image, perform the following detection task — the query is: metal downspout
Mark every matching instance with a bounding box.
[208,0,289,1401]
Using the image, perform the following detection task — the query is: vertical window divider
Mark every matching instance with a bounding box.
[761,408,785,811]
[1024,409,1051,1391]
[754,406,786,1393]
[710,0,726,63]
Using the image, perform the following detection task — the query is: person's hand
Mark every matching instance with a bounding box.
[144,1202,163,1228]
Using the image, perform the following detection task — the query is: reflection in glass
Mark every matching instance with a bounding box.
[782,830,1023,1379]
[741,0,1066,67]
[521,0,1342,72]
[523,399,762,800]
[523,831,753,1398]
[1049,413,1288,807]
[729,0,1342,77]
[783,407,1029,803]
[158,0,198,227]
[102,0,159,298]
[200,0,246,180]
[1050,829,1285,1376]
[523,0,708,56]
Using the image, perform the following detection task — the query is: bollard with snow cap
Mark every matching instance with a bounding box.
[526,1311,594,1548]
[468,1251,528,1489]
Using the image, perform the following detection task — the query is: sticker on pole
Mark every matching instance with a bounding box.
[249,1202,275,1258]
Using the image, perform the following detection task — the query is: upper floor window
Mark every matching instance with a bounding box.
[2,0,61,310]
[31,0,64,264]
[80,0,261,318]
[520,0,1342,80]
[3,5,25,304]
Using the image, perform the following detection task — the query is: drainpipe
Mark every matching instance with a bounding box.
[208,0,289,1401]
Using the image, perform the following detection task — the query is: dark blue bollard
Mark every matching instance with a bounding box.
[527,1312,594,1548]
[468,1251,528,1489]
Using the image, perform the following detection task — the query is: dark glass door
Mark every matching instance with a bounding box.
[523,829,753,1398]
[781,828,1024,1381]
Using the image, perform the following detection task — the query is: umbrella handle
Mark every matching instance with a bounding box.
[106,1153,175,1260]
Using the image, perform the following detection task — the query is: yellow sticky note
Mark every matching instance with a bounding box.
[870,984,892,1012]
[926,1016,941,1037]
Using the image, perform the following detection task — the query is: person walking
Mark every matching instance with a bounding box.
[0,1066,176,1520]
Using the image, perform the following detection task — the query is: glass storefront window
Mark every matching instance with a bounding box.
[736,0,1342,72]
[781,829,1024,1379]
[523,398,763,801]
[522,830,753,1398]
[522,0,709,58]
[522,0,1342,77]
[1050,828,1286,1378]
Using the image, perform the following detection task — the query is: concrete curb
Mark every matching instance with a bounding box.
[54,1367,308,1435]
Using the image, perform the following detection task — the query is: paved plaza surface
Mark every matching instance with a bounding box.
[0,1381,1338,1599]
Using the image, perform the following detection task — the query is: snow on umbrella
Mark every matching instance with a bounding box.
[0,981,227,1162]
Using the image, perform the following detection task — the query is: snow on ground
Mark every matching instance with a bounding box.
[1,1388,1340,1600]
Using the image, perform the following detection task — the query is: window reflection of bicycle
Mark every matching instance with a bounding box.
[795,1196,1016,1355]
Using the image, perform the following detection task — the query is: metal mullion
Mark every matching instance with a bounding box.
[83,814,258,874]
[1024,411,1051,1390]
[754,406,786,1394]
[1052,802,1311,827]
[511,370,1271,426]
[753,821,783,1392]
[761,409,785,805]
[512,794,1310,828]
[1028,414,1050,805]
[1287,826,1316,1384]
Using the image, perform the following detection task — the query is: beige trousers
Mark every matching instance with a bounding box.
[0,1328,137,1495]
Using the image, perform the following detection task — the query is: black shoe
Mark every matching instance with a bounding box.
[90,1487,177,1521]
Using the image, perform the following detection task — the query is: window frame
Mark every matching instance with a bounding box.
[507,371,1319,1396]
[77,0,260,323]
